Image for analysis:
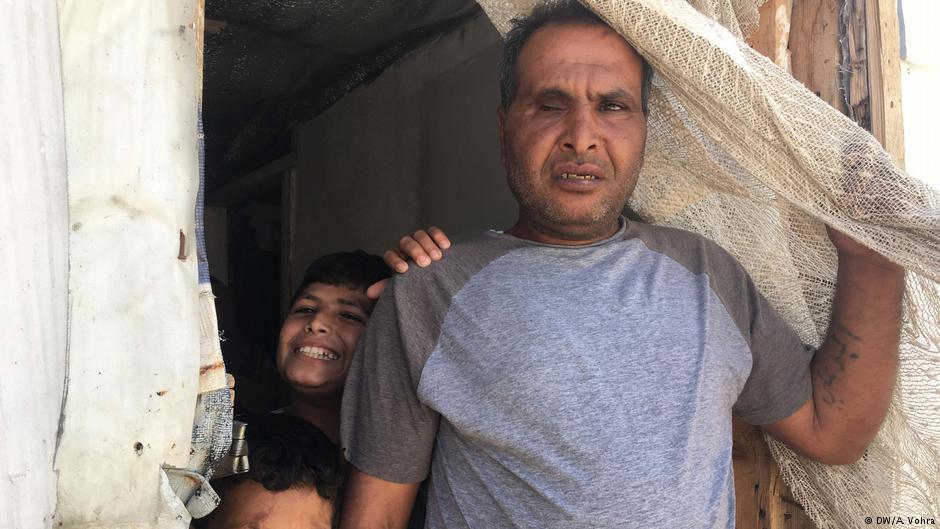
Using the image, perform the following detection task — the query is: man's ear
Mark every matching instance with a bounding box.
[497,106,507,165]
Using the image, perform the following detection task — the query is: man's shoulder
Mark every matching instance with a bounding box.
[627,219,716,247]
[389,232,518,296]
[625,220,743,274]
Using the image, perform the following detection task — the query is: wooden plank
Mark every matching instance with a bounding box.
[839,0,905,165]
[734,4,819,528]
[866,0,905,166]
[733,420,817,529]
[735,3,904,529]
[789,0,847,113]
[747,0,794,72]
[842,0,872,130]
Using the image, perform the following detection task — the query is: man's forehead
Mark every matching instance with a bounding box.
[520,22,640,70]
[516,22,644,93]
[528,21,633,53]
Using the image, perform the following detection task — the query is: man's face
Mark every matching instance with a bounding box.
[499,22,648,243]
[205,480,332,529]
[276,283,372,398]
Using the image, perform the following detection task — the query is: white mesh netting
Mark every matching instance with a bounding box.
[476,0,940,527]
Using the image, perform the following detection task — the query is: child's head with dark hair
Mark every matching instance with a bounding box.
[290,250,391,306]
[278,251,391,407]
[201,413,343,529]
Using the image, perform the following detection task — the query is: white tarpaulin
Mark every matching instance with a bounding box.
[52,1,212,527]
[0,1,69,527]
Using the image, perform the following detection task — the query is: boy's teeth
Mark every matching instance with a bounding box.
[297,346,338,361]
[561,173,596,180]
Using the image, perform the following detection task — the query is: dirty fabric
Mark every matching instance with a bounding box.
[183,108,232,520]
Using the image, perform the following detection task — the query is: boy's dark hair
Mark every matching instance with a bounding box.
[237,413,343,497]
[291,250,391,305]
[498,0,654,114]
[199,414,344,528]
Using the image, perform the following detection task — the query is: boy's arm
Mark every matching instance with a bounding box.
[341,467,420,529]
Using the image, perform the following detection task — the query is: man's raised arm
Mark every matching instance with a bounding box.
[340,468,420,529]
[763,227,904,464]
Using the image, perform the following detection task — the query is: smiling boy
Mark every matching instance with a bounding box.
[276,251,391,443]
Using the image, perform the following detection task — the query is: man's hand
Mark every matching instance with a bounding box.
[367,227,451,299]
[763,226,904,464]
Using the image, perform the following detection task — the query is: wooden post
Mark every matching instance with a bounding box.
[789,0,849,113]
[746,0,794,72]
[734,5,820,529]
[734,1,905,529]
[733,419,817,529]
[734,4,821,529]
[849,0,905,165]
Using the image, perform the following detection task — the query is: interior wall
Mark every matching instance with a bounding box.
[292,14,515,287]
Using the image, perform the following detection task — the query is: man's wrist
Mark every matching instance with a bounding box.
[837,252,904,276]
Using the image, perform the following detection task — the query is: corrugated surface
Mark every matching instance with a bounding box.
[0,1,69,527]
[53,1,203,527]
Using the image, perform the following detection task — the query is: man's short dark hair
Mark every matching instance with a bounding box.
[291,250,391,305]
[498,0,654,114]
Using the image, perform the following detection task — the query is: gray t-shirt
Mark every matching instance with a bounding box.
[341,220,813,528]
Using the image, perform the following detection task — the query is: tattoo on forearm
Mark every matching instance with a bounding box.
[813,321,862,410]
[834,321,861,341]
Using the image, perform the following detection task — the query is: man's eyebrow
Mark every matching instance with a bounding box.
[534,87,574,101]
[535,87,640,107]
[592,89,639,105]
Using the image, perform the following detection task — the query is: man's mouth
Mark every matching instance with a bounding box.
[295,345,338,361]
[560,172,598,181]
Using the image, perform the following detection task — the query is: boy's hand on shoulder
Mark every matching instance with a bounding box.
[367,227,451,300]
[386,226,451,272]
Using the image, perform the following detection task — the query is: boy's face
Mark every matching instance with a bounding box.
[277,282,372,398]
[206,480,332,529]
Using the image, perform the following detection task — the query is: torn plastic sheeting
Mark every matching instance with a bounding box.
[165,467,221,519]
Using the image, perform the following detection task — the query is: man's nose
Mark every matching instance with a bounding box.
[561,106,598,154]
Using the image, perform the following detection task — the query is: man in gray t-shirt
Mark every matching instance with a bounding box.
[340,2,905,528]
